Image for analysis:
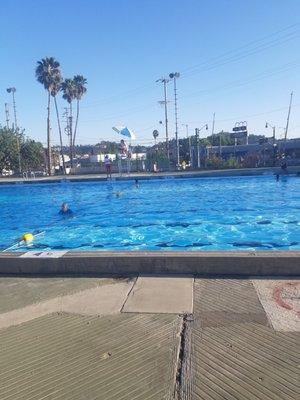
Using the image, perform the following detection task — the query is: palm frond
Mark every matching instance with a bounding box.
[72,74,88,100]
[61,78,77,103]
[35,57,62,92]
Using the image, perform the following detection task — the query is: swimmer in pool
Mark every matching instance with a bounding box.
[135,179,139,188]
[59,202,73,216]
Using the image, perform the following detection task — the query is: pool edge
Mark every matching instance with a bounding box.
[0,251,299,276]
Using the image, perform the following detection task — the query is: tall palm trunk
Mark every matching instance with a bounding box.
[69,102,73,168]
[47,91,52,175]
[72,99,79,149]
[54,96,66,175]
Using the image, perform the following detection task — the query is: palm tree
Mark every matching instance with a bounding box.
[35,57,61,175]
[61,78,77,167]
[50,75,66,175]
[72,75,87,150]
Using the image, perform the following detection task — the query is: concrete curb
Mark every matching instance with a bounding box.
[0,166,299,185]
[0,251,300,276]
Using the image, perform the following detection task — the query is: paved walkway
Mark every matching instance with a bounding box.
[191,279,299,400]
[0,276,299,399]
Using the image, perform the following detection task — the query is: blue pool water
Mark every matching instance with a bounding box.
[0,175,299,252]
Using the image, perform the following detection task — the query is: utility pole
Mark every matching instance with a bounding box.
[283,91,293,155]
[219,130,223,157]
[169,72,180,167]
[156,78,170,163]
[195,128,200,168]
[63,107,72,166]
[7,87,21,174]
[211,112,215,136]
[182,124,192,167]
[69,113,73,168]
[265,122,276,166]
[4,103,10,129]
[265,122,276,145]
[234,138,237,157]
[63,106,73,168]
[195,124,208,169]
[6,87,17,129]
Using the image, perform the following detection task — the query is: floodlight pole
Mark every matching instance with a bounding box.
[195,124,208,168]
[6,87,18,129]
[283,91,293,155]
[211,112,215,135]
[195,128,200,168]
[156,78,170,163]
[265,122,276,144]
[182,124,192,166]
[12,90,17,130]
[265,122,276,166]
[4,103,10,129]
[174,76,179,167]
[169,72,180,167]
[7,87,21,174]
[163,79,170,162]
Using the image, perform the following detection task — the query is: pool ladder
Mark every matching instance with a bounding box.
[22,171,36,180]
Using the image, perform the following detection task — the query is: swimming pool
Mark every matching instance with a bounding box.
[0,175,299,252]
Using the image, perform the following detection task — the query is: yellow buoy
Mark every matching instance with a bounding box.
[23,233,34,243]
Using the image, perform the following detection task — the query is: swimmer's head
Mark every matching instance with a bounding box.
[61,202,69,212]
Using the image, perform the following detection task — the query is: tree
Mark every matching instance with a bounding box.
[0,127,20,172]
[0,127,44,173]
[50,76,66,174]
[72,75,87,150]
[61,78,77,167]
[35,57,61,175]
[20,139,44,171]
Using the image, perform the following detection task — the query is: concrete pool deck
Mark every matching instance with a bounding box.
[0,276,299,399]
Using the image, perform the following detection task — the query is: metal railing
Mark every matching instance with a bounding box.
[22,171,35,180]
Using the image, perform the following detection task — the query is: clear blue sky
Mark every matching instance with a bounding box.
[1,0,300,146]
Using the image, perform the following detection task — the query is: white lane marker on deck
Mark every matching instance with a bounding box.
[20,250,68,258]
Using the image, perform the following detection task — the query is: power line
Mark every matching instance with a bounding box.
[81,83,155,109]
[180,59,300,101]
[182,23,300,74]
[186,103,300,125]
[181,24,300,78]
[75,24,300,111]
[80,103,156,123]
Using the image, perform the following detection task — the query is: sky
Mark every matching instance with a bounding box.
[1,0,300,147]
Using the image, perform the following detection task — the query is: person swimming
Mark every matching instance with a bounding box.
[135,179,139,188]
[59,202,73,217]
